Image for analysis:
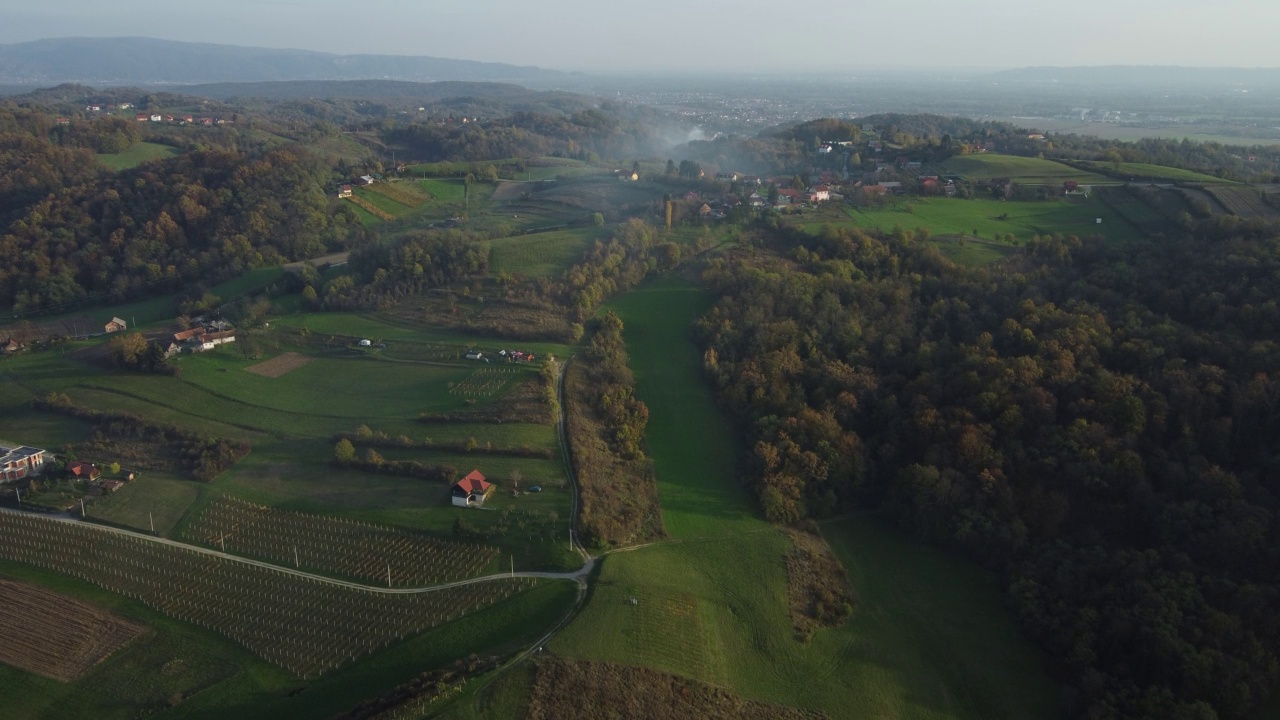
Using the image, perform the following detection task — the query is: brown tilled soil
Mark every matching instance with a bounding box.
[526,658,827,720]
[0,578,147,681]
[245,352,314,378]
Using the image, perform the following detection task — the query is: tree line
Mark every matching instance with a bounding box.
[695,221,1280,719]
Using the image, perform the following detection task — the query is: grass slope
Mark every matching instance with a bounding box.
[938,154,1113,185]
[843,196,1146,247]
[97,141,180,171]
[489,229,602,278]
[606,276,766,540]
[551,276,1058,719]
[1077,160,1235,184]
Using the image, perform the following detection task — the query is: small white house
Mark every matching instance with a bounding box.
[359,339,372,347]
[465,351,483,361]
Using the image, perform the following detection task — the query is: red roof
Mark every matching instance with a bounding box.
[68,461,98,477]
[455,469,491,494]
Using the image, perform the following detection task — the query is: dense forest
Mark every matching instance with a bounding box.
[0,105,371,314]
[695,224,1280,719]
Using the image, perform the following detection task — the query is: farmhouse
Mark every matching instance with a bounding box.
[104,317,128,333]
[135,113,149,122]
[1,446,48,483]
[338,184,353,198]
[452,470,494,508]
[67,462,100,481]
[359,175,376,185]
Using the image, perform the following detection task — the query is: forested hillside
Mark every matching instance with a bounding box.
[0,106,369,313]
[696,225,1280,719]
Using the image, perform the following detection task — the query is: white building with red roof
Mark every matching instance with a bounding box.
[452,469,494,508]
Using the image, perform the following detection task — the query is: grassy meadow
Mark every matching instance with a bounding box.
[545,277,1058,719]
[1076,160,1237,184]
[97,141,180,171]
[489,228,602,278]
[939,154,1114,185]
[842,196,1147,247]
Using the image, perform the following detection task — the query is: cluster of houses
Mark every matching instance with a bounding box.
[166,320,236,356]
[68,461,131,496]
[464,349,537,363]
[132,113,228,126]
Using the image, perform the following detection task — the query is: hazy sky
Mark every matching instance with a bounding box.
[3,0,1277,72]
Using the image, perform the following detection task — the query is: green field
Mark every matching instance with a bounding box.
[1076,160,1235,184]
[86,474,205,535]
[420,178,468,203]
[549,277,1058,718]
[842,196,1146,247]
[489,229,601,278]
[353,187,415,217]
[97,142,180,171]
[606,277,765,540]
[939,154,1114,185]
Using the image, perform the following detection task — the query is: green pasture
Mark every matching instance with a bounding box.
[606,276,766,540]
[938,154,1113,185]
[842,196,1146,246]
[489,228,602,277]
[345,201,384,225]
[1077,160,1234,184]
[553,523,1056,720]
[550,276,1057,719]
[274,311,574,359]
[97,141,180,171]
[419,178,468,203]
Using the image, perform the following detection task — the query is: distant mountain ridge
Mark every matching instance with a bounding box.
[0,37,570,87]
[990,65,1280,87]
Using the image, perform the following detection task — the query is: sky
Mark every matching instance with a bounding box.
[3,0,1278,72]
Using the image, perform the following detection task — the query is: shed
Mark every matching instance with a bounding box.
[104,317,128,333]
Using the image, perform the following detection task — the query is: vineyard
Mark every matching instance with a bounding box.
[0,513,536,678]
[449,367,518,398]
[366,182,429,208]
[1202,186,1280,220]
[181,496,498,586]
[346,195,395,221]
[0,579,147,681]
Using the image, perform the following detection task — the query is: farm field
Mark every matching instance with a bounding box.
[97,141,180,171]
[939,154,1114,185]
[1203,185,1280,219]
[841,196,1147,247]
[549,277,1058,719]
[86,474,204,536]
[181,495,499,586]
[0,512,544,678]
[489,228,602,277]
[0,557,575,720]
[0,578,146,681]
[1075,160,1236,184]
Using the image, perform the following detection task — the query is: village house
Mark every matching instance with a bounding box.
[359,175,376,185]
[465,350,484,361]
[67,461,101,481]
[135,113,149,122]
[1,446,48,483]
[55,117,70,125]
[104,317,127,333]
[149,114,162,122]
[338,184,353,198]
[808,185,831,203]
[2,337,23,354]
[452,470,494,508]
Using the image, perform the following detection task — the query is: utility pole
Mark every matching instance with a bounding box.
[220,532,225,552]
[149,512,154,534]
[510,555,514,578]
[386,563,392,589]
[80,498,85,518]
[294,545,300,568]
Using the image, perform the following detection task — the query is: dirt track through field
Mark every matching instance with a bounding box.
[0,579,147,681]
[245,352,313,378]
